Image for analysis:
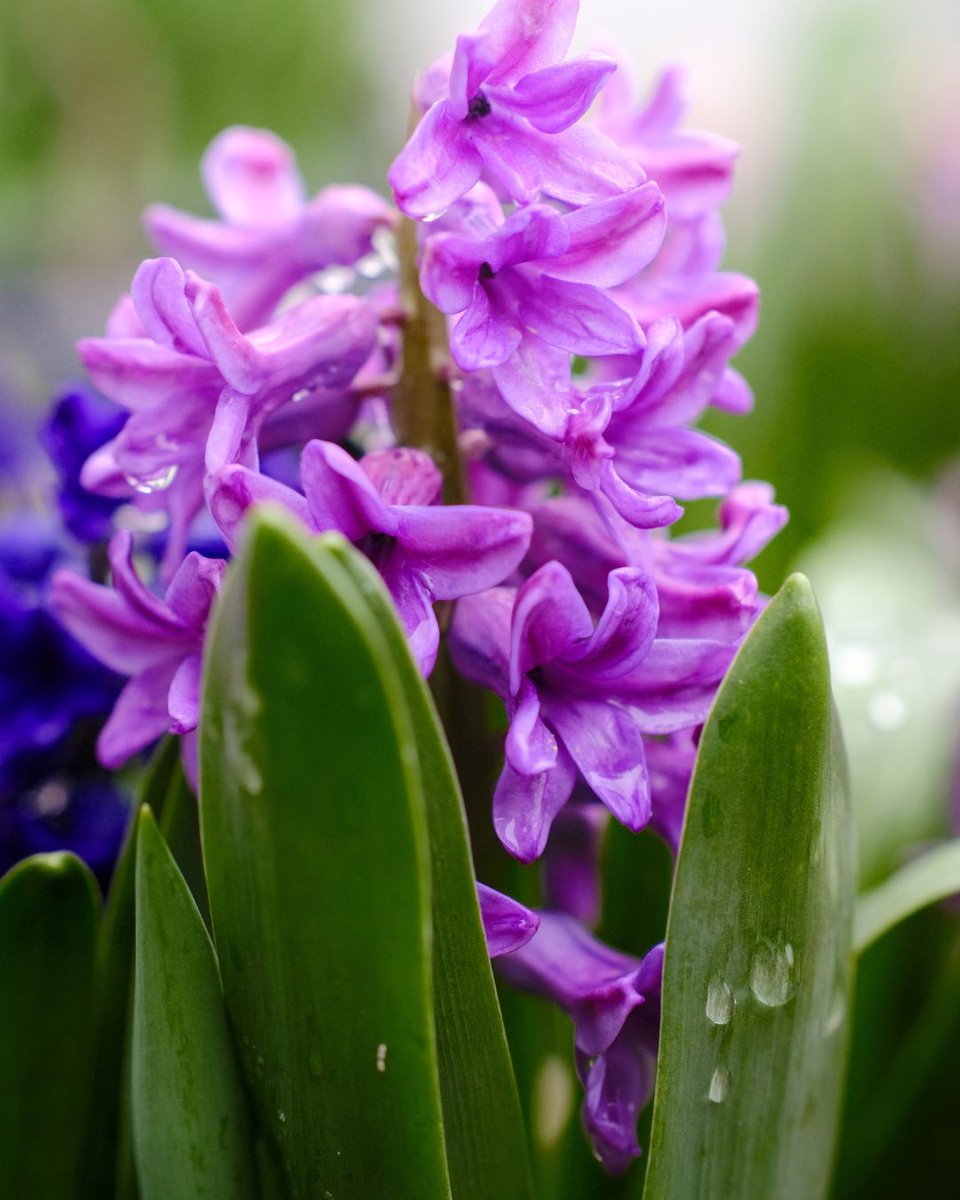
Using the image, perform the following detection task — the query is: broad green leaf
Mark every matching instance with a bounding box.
[0,852,100,1198]
[200,508,451,1199]
[854,839,960,954]
[132,806,255,1200]
[321,535,534,1200]
[643,575,855,1200]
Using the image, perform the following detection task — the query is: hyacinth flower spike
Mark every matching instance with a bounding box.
[146,126,395,331]
[209,441,533,676]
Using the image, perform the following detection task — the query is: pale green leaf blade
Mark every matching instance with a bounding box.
[199,508,451,1199]
[854,839,960,954]
[132,806,256,1200]
[643,575,855,1200]
[320,534,534,1200]
[0,852,100,1199]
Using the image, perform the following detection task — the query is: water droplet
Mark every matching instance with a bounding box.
[291,387,311,404]
[256,1054,265,1065]
[532,1055,575,1151]
[376,1043,388,1073]
[421,210,445,223]
[750,937,795,1007]
[708,1066,730,1103]
[867,691,907,731]
[278,1110,286,1122]
[124,465,179,494]
[705,975,735,1025]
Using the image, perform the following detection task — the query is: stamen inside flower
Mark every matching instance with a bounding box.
[467,91,492,120]
[479,261,495,280]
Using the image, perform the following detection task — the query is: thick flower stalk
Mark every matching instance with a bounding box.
[46,0,786,1171]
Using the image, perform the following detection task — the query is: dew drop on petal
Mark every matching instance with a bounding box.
[750,937,795,1007]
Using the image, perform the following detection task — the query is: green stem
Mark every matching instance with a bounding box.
[392,213,468,505]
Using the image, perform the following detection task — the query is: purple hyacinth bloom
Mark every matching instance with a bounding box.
[451,560,736,861]
[78,256,377,486]
[39,384,127,543]
[389,0,641,217]
[499,910,664,1173]
[419,185,662,407]
[596,64,739,223]
[476,881,540,956]
[146,126,396,330]
[209,441,533,676]
[50,530,225,776]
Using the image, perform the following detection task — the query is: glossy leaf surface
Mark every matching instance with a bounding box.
[0,853,99,1199]
[132,807,255,1199]
[200,508,451,1199]
[323,535,534,1200]
[643,575,854,1200]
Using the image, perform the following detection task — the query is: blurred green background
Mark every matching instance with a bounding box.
[2,0,959,1195]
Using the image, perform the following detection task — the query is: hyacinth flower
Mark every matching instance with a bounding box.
[50,530,226,783]
[451,560,734,861]
[499,911,665,1173]
[419,183,665,421]
[388,0,642,217]
[209,440,532,675]
[145,126,396,331]
[476,881,541,955]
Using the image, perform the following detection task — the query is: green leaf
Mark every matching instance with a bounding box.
[200,508,451,1199]
[854,839,960,954]
[643,575,855,1200]
[321,535,534,1200]
[83,736,179,1200]
[132,806,256,1200]
[0,852,100,1198]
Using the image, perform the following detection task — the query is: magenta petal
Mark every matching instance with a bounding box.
[598,460,683,529]
[97,663,178,768]
[377,555,439,676]
[51,570,172,675]
[515,273,644,357]
[505,679,558,775]
[614,429,741,501]
[526,123,645,206]
[131,258,209,358]
[205,390,253,475]
[489,204,569,271]
[551,183,667,287]
[448,587,513,697]
[421,234,484,314]
[562,568,659,682]
[546,697,652,831]
[480,0,578,84]
[490,338,572,439]
[509,561,593,692]
[202,126,306,227]
[164,552,226,628]
[107,532,181,629]
[476,882,540,957]
[450,288,523,371]
[76,338,221,413]
[509,55,617,134]
[301,440,397,540]
[187,279,262,394]
[168,653,202,733]
[397,503,532,599]
[388,101,484,219]
[208,463,313,547]
[493,751,576,863]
